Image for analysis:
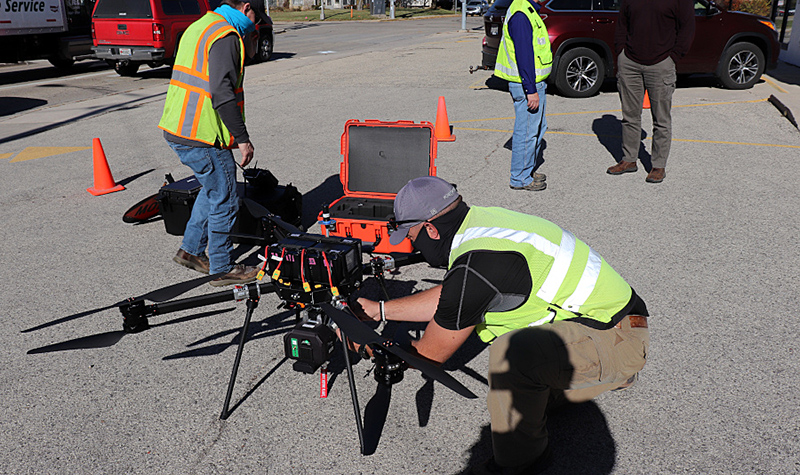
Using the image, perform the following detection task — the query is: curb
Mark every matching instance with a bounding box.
[768,94,799,129]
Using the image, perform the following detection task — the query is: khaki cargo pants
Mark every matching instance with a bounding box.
[487,315,649,466]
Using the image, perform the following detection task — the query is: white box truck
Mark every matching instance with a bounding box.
[0,0,94,68]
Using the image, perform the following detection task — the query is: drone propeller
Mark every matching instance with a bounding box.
[242,198,302,235]
[320,303,477,400]
[21,271,224,333]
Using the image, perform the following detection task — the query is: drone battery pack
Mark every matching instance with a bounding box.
[320,119,437,254]
[267,233,362,304]
[157,174,302,244]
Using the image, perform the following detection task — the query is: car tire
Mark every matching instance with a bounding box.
[716,42,764,90]
[255,30,274,63]
[554,47,605,98]
[48,55,75,69]
[114,60,140,77]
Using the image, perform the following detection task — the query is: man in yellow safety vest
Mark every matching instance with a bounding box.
[354,176,650,474]
[494,0,553,192]
[158,0,269,286]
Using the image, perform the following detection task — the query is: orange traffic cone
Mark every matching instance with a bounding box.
[434,96,456,142]
[87,138,125,196]
[643,90,651,109]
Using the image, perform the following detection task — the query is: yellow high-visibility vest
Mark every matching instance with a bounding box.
[158,12,245,148]
[449,207,633,342]
[494,0,552,84]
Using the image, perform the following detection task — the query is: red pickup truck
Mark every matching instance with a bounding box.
[91,0,273,76]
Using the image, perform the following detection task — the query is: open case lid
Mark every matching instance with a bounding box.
[339,119,437,198]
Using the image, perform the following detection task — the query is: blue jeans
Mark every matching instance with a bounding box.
[509,81,547,187]
[167,141,239,274]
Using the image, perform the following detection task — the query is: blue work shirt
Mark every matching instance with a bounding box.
[508,0,542,96]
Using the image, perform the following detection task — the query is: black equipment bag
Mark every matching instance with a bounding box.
[157,168,302,244]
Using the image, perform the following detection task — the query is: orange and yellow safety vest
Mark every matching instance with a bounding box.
[158,12,245,148]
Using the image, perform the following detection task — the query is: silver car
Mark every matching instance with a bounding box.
[465,0,489,16]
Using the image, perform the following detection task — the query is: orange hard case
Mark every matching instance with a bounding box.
[321,119,438,254]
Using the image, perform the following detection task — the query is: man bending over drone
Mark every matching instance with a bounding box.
[352,176,649,474]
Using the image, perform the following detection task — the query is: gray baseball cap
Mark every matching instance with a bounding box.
[389,176,459,245]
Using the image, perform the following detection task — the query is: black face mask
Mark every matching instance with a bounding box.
[412,201,469,268]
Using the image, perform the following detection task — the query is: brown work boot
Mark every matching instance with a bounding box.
[510,181,547,191]
[532,171,546,182]
[210,264,259,287]
[173,249,209,274]
[646,168,666,183]
[606,161,638,175]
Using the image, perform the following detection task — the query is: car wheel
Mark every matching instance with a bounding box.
[717,42,764,90]
[255,30,274,63]
[114,61,140,77]
[554,47,604,98]
[48,55,75,69]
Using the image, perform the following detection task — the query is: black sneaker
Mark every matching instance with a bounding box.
[209,264,259,287]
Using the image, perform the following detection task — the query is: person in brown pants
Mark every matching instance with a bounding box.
[351,176,650,474]
[607,0,695,183]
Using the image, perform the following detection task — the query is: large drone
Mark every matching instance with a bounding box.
[22,198,477,455]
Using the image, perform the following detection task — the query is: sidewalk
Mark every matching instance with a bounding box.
[764,59,800,128]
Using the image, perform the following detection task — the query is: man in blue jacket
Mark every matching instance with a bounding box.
[494,0,553,191]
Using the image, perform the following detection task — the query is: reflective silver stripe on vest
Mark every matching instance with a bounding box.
[536,65,552,77]
[537,36,547,45]
[452,226,560,259]
[452,226,602,309]
[171,69,209,90]
[195,22,228,73]
[528,311,555,327]
[498,33,519,78]
[562,247,602,312]
[536,230,575,303]
[181,90,202,137]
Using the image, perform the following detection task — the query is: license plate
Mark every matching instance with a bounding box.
[119,48,132,56]
[490,25,499,36]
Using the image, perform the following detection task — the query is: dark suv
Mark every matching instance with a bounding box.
[91,0,274,76]
[481,0,780,97]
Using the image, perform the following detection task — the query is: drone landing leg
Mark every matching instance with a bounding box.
[340,333,366,454]
[220,297,259,420]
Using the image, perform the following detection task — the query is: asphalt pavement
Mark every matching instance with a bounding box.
[1,18,799,474]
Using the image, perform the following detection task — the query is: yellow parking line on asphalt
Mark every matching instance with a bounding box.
[452,98,771,122]
[453,126,800,149]
[8,146,91,163]
[469,77,488,89]
[763,77,788,94]
[671,137,800,149]
[0,153,13,160]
